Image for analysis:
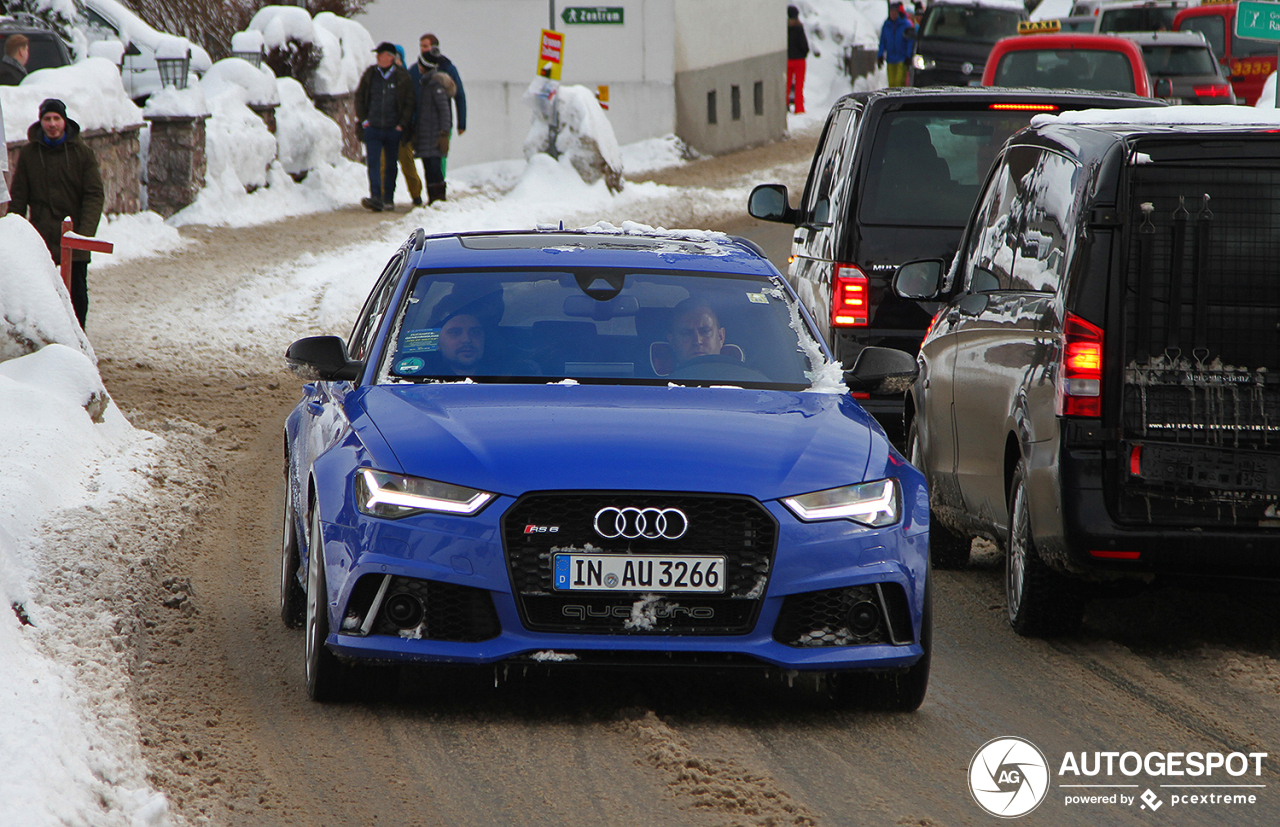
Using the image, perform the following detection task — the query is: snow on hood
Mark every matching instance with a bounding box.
[356,384,874,500]
[0,58,142,143]
[0,216,94,365]
[1033,106,1280,129]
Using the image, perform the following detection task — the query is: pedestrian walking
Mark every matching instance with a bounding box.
[410,34,466,182]
[355,41,414,212]
[411,43,456,205]
[390,44,425,207]
[1,33,29,85]
[7,98,105,327]
[878,2,916,88]
[787,6,809,114]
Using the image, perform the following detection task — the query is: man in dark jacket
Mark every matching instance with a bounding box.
[411,45,456,205]
[878,2,916,88]
[1,34,29,85]
[8,99,104,328]
[412,34,466,137]
[355,41,414,211]
[786,7,809,114]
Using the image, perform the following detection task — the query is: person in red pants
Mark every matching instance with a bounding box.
[787,6,809,114]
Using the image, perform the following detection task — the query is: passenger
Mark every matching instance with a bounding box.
[667,299,725,365]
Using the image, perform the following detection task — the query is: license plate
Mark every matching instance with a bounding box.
[553,554,726,594]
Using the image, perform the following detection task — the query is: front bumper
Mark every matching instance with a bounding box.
[315,497,929,672]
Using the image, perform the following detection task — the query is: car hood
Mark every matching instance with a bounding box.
[354,384,876,500]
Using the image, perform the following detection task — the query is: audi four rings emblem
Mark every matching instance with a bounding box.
[593,507,690,540]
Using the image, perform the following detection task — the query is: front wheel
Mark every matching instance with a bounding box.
[279,482,306,628]
[305,504,351,701]
[907,421,971,569]
[1006,460,1084,637]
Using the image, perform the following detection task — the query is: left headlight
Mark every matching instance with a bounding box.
[782,478,899,527]
[912,54,935,72]
[354,469,494,518]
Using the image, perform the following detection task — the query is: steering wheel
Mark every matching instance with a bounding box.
[667,354,770,383]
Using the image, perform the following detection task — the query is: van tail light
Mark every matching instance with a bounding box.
[1193,83,1232,98]
[1056,313,1104,418]
[832,264,869,327]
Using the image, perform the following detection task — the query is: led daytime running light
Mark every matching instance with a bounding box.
[783,479,900,527]
[358,469,493,516]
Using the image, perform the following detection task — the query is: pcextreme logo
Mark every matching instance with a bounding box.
[969,738,1269,818]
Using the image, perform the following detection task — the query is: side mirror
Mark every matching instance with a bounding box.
[286,336,364,382]
[893,260,945,301]
[845,347,919,395]
[1155,76,1173,98]
[748,184,797,224]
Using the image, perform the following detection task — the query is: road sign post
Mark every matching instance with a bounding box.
[1234,1,1280,106]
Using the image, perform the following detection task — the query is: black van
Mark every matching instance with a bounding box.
[746,87,1160,437]
[894,115,1280,635]
[908,1,1026,87]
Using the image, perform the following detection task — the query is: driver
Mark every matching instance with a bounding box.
[438,313,485,374]
[667,299,725,365]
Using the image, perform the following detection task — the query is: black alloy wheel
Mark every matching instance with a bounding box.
[907,420,972,569]
[1005,459,1084,637]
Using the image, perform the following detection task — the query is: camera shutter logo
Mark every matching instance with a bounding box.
[969,737,1051,818]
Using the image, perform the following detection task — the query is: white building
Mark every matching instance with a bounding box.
[357,0,788,166]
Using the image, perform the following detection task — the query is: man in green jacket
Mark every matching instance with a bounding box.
[8,99,105,328]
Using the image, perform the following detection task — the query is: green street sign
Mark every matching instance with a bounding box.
[561,6,625,25]
[1235,1,1280,41]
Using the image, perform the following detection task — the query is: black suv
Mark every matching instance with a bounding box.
[909,1,1026,87]
[894,115,1280,635]
[746,87,1160,438]
[0,15,73,74]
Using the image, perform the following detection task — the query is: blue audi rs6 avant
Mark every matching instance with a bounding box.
[281,227,930,708]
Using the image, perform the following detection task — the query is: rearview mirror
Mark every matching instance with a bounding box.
[748,184,797,224]
[893,260,945,301]
[845,347,918,395]
[286,336,364,382]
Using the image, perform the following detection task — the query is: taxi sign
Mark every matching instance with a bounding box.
[1019,19,1062,35]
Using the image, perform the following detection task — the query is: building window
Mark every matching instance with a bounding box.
[707,89,717,124]
[731,85,741,120]
[754,81,764,116]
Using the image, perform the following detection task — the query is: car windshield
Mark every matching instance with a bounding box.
[377,268,824,389]
[1099,7,1180,33]
[920,6,1023,43]
[992,48,1137,92]
[1140,44,1217,75]
[860,110,1038,226]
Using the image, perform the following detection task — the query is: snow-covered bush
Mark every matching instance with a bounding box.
[0,216,95,365]
[523,82,624,193]
[200,58,281,191]
[312,11,374,95]
[275,76,343,174]
[248,6,372,96]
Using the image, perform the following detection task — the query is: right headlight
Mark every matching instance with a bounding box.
[354,469,494,518]
[782,478,900,527]
[913,54,936,71]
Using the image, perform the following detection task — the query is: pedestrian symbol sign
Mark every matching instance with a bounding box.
[1236,1,1280,41]
[561,6,625,25]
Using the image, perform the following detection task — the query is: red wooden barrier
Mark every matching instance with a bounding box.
[59,217,114,290]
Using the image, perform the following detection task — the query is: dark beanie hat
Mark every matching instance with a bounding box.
[788,5,799,18]
[39,98,67,119]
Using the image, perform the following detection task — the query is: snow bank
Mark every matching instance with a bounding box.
[788,0,887,131]
[275,76,345,175]
[198,59,282,192]
[247,6,373,95]
[142,84,210,119]
[0,58,142,143]
[523,82,624,192]
[201,57,281,107]
[1256,72,1277,109]
[0,216,94,364]
[621,134,696,174]
[94,212,188,268]
[170,159,365,228]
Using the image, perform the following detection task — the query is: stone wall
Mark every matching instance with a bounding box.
[312,91,362,162]
[6,125,143,216]
[145,116,209,219]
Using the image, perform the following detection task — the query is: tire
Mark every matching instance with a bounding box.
[305,504,351,702]
[907,421,971,569]
[1006,460,1084,637]
[279,483,306,628]
[829,574,932,712]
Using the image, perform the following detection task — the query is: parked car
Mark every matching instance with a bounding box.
[1057,14,1101,31]
[745,87,1161,440]
[893,110,1280,634]
[983,26,1154,95]
[1095,0,1191,32]
[1175,1,1277,105]
[74,0,212,101]
[1118,30,1235,103]
[282,227,930,708]
[909,0,1028,87]
[0,15,72,74]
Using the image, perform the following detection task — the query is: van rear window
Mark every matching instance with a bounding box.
[860,111,1034,227]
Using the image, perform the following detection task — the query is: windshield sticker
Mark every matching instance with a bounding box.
[747,292,769,304]
[401,328,440,353]
[395,357,425,374]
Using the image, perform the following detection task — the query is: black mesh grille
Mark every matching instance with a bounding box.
[773,583,913,648]
[501,492,777,634]
[1117,159,1280,525]
[345,575,501,642]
